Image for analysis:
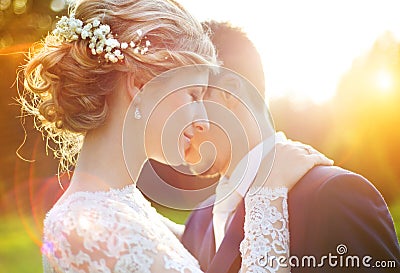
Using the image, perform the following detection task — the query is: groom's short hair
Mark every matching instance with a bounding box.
[202,21,265,97]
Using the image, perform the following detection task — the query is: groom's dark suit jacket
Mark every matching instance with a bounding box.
[181,166,400,272]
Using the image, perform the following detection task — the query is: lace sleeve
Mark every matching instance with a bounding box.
[157,213,185,240]
[240,187,290,273]
[42,192,202,273]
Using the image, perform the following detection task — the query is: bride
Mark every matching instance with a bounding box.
[21,0,332,272]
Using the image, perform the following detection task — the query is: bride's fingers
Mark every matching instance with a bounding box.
[287,141,333,162]
[288,143,332,163]
[285,140,316,154]
[307,148,334,165]
[306,153,334,166]
[274,142,334,165]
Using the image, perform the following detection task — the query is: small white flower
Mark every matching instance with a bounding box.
[58,16,68,25]
[82,24,92,34]
[104,39,112,46]
[96,47,103,54]
[81,30,90,39]
[53,13,149,63]
[99,25,111,35]
[93,28,102,37]
[105,38,120,48]
[113,50,124,60]
[108,54,117,63]
[69,21,77,30]
[93,19,100,27]
[72,19,82,28]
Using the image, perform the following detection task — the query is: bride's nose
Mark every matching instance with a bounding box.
[192,101,209,132]
[194,120,209,132]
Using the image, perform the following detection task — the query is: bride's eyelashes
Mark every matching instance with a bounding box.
[190,93,200,101]
[189,90,202,102]
[188,87,208,102]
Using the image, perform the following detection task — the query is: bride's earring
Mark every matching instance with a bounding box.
[133,93,142,120]
[134,106,142,120]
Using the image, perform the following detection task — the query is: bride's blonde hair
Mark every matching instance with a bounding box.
[19,0,217,173]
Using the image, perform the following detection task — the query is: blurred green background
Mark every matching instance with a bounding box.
[0,0,399,272]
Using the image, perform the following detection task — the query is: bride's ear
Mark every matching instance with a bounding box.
[125,73,140,100]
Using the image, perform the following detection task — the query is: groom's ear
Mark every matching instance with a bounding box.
[219,73,242,108]
[125,73,140,100]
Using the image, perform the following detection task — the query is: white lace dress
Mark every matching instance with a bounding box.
[42,184,289,273]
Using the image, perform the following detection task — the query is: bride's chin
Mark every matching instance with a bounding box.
[155,150,187,167]
[150,155,183,167]
[146,139,188,166]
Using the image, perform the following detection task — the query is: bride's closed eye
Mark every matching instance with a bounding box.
[188,87,207,102]
[190,93,200,101]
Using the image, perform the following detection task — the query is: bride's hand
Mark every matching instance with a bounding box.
[254,141,334,190]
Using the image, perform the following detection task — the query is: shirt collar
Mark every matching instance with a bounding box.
[225,131,287,198]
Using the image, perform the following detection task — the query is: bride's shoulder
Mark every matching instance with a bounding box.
[42,186,164,272]
[44,185,146,236]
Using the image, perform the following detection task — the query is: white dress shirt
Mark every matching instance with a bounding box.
[212,132,287,250]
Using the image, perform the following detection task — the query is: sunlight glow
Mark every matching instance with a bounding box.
[376,71,393,92]
[50,0,66,12]
[180,0,400,104]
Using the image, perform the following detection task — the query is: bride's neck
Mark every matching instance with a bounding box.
[69,111,146,193]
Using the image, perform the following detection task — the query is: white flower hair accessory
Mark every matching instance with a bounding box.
[53,13,151,63]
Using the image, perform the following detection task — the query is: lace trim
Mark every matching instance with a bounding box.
[240,187,289,273]
[43,185,200,273]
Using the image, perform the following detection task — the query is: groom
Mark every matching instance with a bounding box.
[181,21,400,272]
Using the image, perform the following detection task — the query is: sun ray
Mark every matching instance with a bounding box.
[180,0,400,104]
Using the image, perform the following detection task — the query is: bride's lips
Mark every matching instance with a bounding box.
[183,131,193,151]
